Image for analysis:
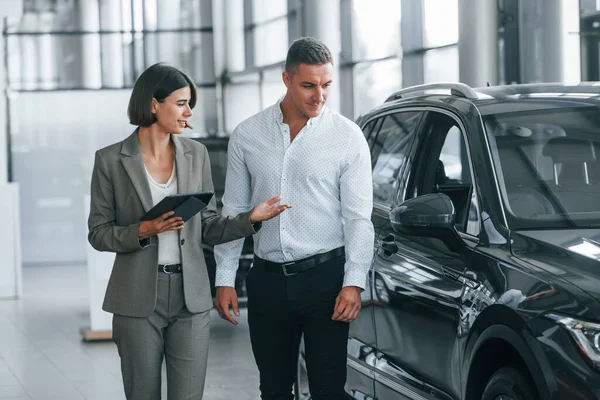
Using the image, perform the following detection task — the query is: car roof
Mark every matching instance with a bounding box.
[359,82,600,121]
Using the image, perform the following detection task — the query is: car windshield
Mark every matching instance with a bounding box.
[484,106,600,230]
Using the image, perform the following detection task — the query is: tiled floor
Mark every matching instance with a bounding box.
[0,265,260,400]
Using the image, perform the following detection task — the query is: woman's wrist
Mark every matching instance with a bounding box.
[138,222,149,240]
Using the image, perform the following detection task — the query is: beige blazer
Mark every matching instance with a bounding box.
[88,130,257,318]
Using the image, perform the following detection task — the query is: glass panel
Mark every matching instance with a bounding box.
[423,45,458,83]
[224,79,261,132]
[252,0,288,24]
[352,0,401,60]
[254,19,288,66]
[423,0,458,48]
[260,68,285,109]
[186,87,218,134]
[371,112,421,206]
[438,126,480,236]
[484,106,600,229]
[354,58,402,117]
[362,118,381,150]
[6,35,21,90]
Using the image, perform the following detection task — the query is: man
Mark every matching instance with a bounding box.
[214,37,374,400]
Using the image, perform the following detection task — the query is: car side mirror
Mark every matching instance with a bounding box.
[390,193,464,252]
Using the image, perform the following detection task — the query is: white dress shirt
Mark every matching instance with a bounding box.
[214,98,374,289]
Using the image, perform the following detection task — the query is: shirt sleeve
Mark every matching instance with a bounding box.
[339,128,375,290]
[214,127,253,287]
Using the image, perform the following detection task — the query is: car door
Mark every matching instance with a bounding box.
[372,110,481,400]
[346,111,423,400]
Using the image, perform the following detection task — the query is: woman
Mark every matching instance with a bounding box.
[87,63,289,400]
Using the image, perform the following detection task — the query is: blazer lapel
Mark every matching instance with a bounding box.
[120,129,153,212]
[173,135,193,194]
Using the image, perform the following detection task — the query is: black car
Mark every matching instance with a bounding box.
[187,135,253,298]
[294,83,600,400]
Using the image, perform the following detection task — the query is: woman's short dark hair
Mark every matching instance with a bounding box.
[284,37,333,74]
[127,63,197,127]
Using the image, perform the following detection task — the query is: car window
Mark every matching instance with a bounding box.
[416,114,480,237]
[438,126,480,236]
[363,118,383,151]
[369,112,421,206]
[484,107,600,229]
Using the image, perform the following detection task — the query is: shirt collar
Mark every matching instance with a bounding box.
[273,95,327,128]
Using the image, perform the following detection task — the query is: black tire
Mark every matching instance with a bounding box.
[481,366,538,400]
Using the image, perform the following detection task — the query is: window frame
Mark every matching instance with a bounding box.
[359,108,427,211]
[407,108,482,240]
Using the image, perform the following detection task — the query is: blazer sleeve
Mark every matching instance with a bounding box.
[87,150,145,253]
[199,146,260,245]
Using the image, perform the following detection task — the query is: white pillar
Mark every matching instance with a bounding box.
[199,0,216,133]
[100,0,124,88]
[144,0,159,67]
[37,11,56,90]
[458,0,498,87]
[83,196,114,338]
[157,0,181,65]
[1,0,23,183]
[19,13,37,90]
[519,0,580,83]
[0,0,23,299]
[0,184,22,299]
[223,0,245,72]
[212,0,225,76]
[79,0,102,88]
[302,0,341,113]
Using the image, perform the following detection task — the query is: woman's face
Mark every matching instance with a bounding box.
[152,86,193,134]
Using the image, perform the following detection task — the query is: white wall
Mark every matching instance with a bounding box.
[10,90,131,264]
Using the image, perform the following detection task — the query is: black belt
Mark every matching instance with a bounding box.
[158,264,182,274]
[254,247,344,276]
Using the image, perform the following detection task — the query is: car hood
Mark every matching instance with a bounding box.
[511,229,600,302]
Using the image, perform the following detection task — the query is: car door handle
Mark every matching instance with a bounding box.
[378,240,398,257]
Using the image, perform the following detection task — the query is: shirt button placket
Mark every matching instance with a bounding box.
[280,142,291,257]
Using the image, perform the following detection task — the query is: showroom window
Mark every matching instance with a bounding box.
[251,0,289,67]
[342,0,402,117]
[422,0,459,83]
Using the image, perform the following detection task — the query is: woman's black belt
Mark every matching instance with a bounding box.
[158,264,182,273]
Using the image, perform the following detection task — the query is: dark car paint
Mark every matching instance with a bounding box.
[512,230,600,306]
[345,85,600,400]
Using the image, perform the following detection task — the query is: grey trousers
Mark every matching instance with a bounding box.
[112,272,210,400]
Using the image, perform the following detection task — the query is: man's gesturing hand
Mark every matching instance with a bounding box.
[249,196,291,223]
[215,286,240,325]
[138,211,183,240]
[332,286,361,322]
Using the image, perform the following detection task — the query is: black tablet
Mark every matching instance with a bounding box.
[140,192,214,222]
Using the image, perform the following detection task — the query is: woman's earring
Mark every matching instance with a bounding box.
[151,112,157,122]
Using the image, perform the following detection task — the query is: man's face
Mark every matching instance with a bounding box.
[283,63,333,119]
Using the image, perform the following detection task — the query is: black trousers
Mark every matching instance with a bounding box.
[246,254,349,400]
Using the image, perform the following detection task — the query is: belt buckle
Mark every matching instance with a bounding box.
[162,264,174,274]
[282,261,297,276]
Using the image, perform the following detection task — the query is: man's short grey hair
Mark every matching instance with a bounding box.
[284,37,334,73]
